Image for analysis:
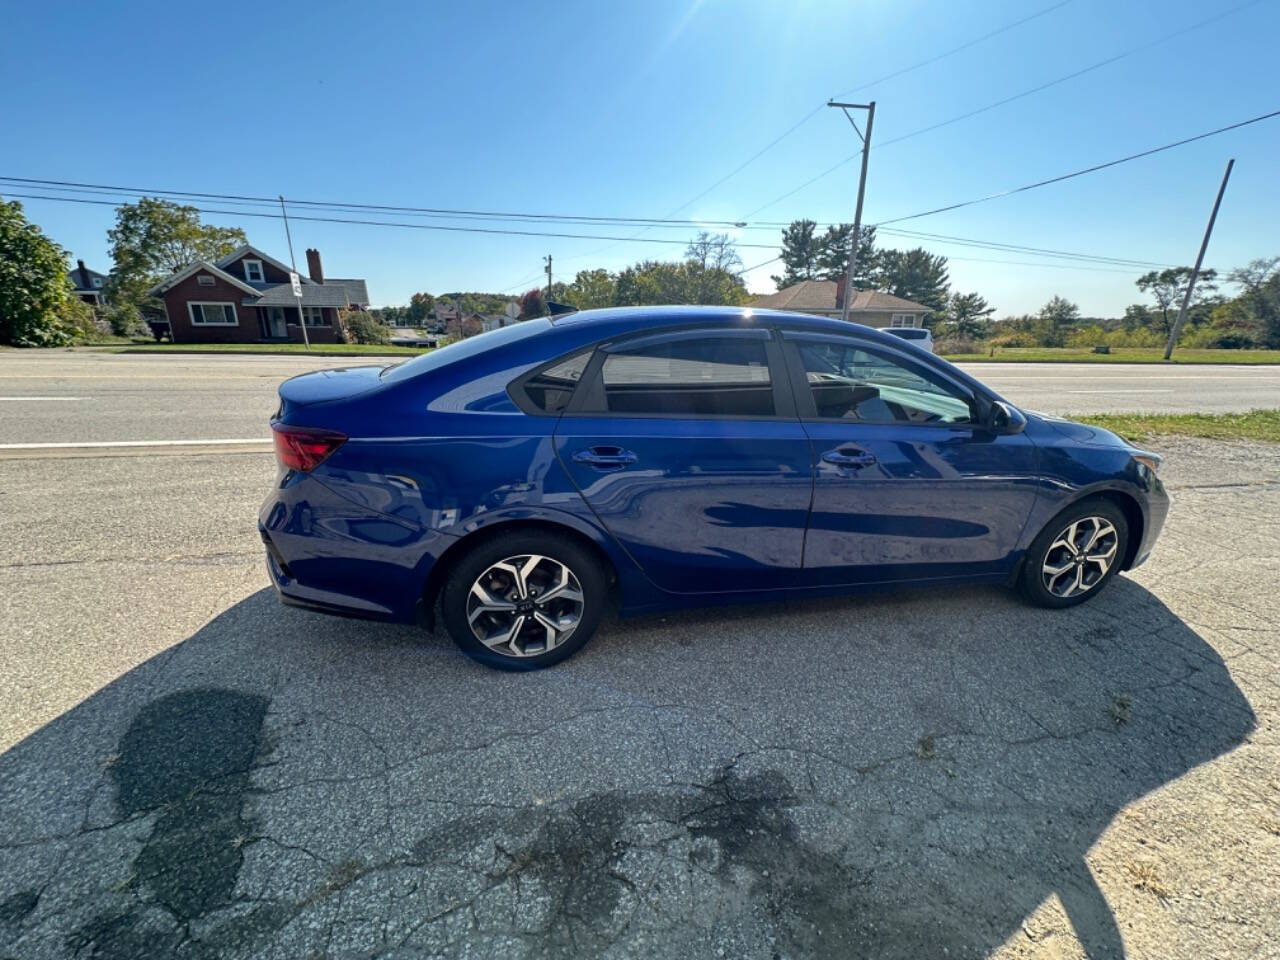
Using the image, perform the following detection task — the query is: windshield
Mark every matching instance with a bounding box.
[380,319,551,382]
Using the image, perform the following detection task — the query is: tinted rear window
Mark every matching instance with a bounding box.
[891,328,928,340]
[592,335,774,417]
[380,319,551,383]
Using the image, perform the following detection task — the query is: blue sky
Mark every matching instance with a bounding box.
[3,0,1278,315]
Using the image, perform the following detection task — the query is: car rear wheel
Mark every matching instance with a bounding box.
[439,530,607,670]
[1019,499,1128,608]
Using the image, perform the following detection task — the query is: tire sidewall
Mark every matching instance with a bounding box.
[1021,498,1129,609]
[440,531,607,670]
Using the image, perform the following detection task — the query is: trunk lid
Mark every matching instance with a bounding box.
[277,365,387,409]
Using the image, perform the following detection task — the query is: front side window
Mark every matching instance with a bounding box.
[796,339,971,424]
[596,335,774,417]
[189,302,237,325]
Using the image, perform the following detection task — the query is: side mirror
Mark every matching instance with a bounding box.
[987,400,1027,435]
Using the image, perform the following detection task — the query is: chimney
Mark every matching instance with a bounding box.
[835,273,847,311]
[305,248,324,283]
[77,259,87,287]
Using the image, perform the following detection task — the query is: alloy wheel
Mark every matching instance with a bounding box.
[1041,516,1119,599]
[465,554,586,658]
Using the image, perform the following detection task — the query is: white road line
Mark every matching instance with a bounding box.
[1057,389,1175,394]
[0,438,268,450]
[0,396,87,400]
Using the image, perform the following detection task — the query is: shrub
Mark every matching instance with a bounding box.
[934,336,979,354]
[339,308,390,345]
[106,303,145,337]
[58,297,100,342]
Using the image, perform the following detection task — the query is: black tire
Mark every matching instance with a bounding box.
[439,530,607,670]
[1019,498,1128,609]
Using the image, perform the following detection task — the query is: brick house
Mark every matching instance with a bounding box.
[146,245,369,344]
[751,276,931,328]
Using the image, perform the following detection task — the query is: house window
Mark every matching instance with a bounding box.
[188,302,237,326]
[243,260,265,283]
[92,277,104,288]
[197,275,216,287]
[890,314,917,328]
[302,307,328,327]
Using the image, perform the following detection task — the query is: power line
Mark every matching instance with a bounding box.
[667,0,1079,216]
[874,107,1280,226]
[0,190,782,249]
[744,0,1266,216]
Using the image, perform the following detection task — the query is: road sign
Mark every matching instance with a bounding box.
[290,272,303,297]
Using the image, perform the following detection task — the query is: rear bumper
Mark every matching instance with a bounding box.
[259,472,457,624]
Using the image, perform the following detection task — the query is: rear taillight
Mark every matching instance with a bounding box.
[272,424,347,472]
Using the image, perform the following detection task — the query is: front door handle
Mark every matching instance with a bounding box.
[821,446,877,469]
[573,446,638,471]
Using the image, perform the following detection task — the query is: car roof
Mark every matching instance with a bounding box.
[548,304,891,339]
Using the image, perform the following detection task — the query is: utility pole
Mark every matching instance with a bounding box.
[544,254,553,298]
[1164,159,1234,360]
[278,196,311,350]
[828,100,875,324]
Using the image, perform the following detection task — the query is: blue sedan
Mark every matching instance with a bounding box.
[260,306,1168,669]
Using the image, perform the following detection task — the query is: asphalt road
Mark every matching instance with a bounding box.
[2,353,1278,958]
[0,351,1277,447]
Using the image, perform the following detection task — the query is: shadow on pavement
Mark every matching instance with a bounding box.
[0,577,1256,959]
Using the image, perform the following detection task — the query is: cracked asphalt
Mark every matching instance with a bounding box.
[2,414,1279,955]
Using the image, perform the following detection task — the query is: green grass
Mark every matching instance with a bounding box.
[109,342,429,356]
[1073,409,1280,444]
[940,347,1280,364]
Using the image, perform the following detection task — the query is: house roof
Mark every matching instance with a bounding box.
[146,261,262,298]
[247,284,352,308]
[751,280,930,315]
[215,245,312,282]
[324,278,369,306]
[69,264,108,291]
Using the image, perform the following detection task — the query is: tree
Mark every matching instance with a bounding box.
[338,308,390,345]
[1135,267,1219,336]
[406,292,435,326]
[941,292,995,339]
[518,288,547,319]
[771,219,821,288]
[1227,256,1280,295]
[1038,295,1081,346]
[814,224,878,287]
[873,247,950,311]
[106,197,247,314]
[0,199,74,346]
[560,269,616,310]
[684,232,748,305]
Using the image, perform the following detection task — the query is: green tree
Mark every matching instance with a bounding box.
[1135,267,1219,336]
[338,308,390,345]
[940,291,995,339]
[684,232,748,305]
[873,247,950,311]
[0,199,74,346]
[106,197,247,314]
[1038,295,1081,346]
[406,292,435,325]
[814,224,878,287]
[771,219,821,288]
[560,269,617,310]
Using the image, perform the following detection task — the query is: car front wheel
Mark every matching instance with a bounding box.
[439,531,607,670]
[1020,499,1129,608]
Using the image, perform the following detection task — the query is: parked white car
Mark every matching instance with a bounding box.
[884,327,934,352]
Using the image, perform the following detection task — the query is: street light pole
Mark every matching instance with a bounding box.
[828,100,875,325]
[1164,158,1234,360]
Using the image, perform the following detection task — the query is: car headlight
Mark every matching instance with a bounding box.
[1132,453,1162,476]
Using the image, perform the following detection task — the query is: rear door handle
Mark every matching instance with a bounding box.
[573,446,638,471]
[821,446,877,469]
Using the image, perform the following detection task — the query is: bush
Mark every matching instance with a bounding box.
[59,297,101,342]
[933,336,979,354]
[988,332,1039,348]
[339,308,390,344]
[106,303,144,337]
